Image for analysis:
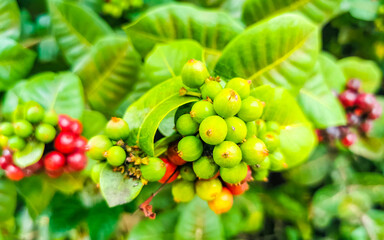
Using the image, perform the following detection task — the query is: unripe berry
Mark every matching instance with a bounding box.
[246,121,258,138]
[181,59,210,88]
[225,117,247,143]
[8,136,26,151]
[25,102,45,123]
[105,117,130,140]
[200,79,223,100]
[44,151,66,171]
[106,146,126,167]
[87,135,113,160]
[0,135,8,148]
[67,152,87,171]
[180,164,197,181]
[13,120,33,138]
[0,122,13,136]
[158,158,179,184]
[213,141,242,168]
[177,136,203,161]
[338,90,357,108]
[220,162,248,184]
[253,156,270,170]
[256,119,267,137]
[167,141,187,166]
[43,110,59,126]
[208,187,233,214]
[213,89,242,118]
[240,138,268,165]
[225,78,250,99]
[176,114,199,136]
[252,169,269,182]
[199,116,227,145]
[91,163,105,184]
[260,132,280,152]
[35,123,56,143]
[237,96,264,122]
[5,165,24,181]
[193,156,219,179]
[190,100,215,123]
[172,180,195,203]
[266,121,280,134]
[54,132,77,154]
[195,178,222,201]
[269,150,287,171]
[140,157,166,182]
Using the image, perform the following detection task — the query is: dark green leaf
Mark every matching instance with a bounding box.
[14,142,45,168]
[81,110,107,139]
[0,180,17,221]
[0,0,20,40]
[87,202,122,240]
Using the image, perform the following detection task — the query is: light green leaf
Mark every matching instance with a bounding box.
[48,0,113,65]
[350,136,384,161]
[0,38,35,91]
[338,56,382,93]
[0,180,17,221]
[349,173,384,204]
[73,36,141,113]
[242,0,342,26]
[14,142,45,168]
[346,0,379,21]
[0,0,20,40]
[46,173,85,194]
[215,14,319,95]
[81,110,107,139]
[319,52,346,92]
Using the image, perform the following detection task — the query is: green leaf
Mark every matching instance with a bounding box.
[46,173,85,194]
[349,173,384,204]
[144,40,204,85]
[346,0,379,21]
[338,56,382,93]
[298,60,346,128]
[0,0,20,40]
[81,110,107,139]
[371,97,384,138]
[123,3,244,57]
[251,85,316,168]
[138,95,198,156]
[13,142,45,168]
[242,0,342,26]
[350,136,384,161]
[48,0,113,65]
[87,202,122,240]
[319,52,346,92]
[123,77,184,145]
[0,180,17,221]
[73,36,141,113]
[2,81,26,118]
[175,197,225,240]
[100,165,143,207]
[215,14,319,95]
[154,134,181,157]
[0,38,36,91]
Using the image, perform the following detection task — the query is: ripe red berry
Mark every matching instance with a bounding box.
[368,102,382,120]
[355,93,376,113]
[66,152,87,172]
[167,141,187,166]
[23,160,43,177]
[341,132,357,147]
[338,90,357,108]
[74,136,88,152]
[58,114,72,132]
[360,120,373,133]
[46,169,63,178]
[346,113,360,126]
[69,119,83,135]
[346,79,361,92]
[0,155,12,170]
[159,158,179,184]
[44,151,66,171]
[6,165,24,181]
[54,132,76,154]
[225,181,249,195]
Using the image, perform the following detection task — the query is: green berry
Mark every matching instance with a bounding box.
[269,150,287,171]
[190,100,216,123]
[0,122,14,136]
[225,77,250,99]
[106,146,126,167]
[12,105,25,121]
[213,141,242,168]
[105,117,130,141]
[213,88,242,118]
[140,157,166,182]
[43,111,59,126]
[87,135,113,160]
[199,116,227,145]
[240,138,268,165]
[237,96,264,122]
[181,59,210,88]
[220,162,248,184]
[195,178,222,201]
[172,180,195,203]
[200,79,223,100]
[266,121,280,134]
[256,119,267,138]
[35,123,56,143]
[8,136,26,151]
[246,121,258,138]
[252,156,270,170]
[225,117,247,143]
[252,169,269,181]
[0,135,8,148]
[25,102,45,123]
[193,156,219,179]
[177,136,203,161]
[260,131,280,152]
[91,163,105,184]
[176,114,199,136]
[180,165,197,181]
[13,120,33,138]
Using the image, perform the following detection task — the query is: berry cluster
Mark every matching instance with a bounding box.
[0,101,87,181]
[317,79,382,147]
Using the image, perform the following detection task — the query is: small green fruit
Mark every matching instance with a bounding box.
[225,117,247,143]
[172,180,195,203]
[256,119,267,137]
[213,141,242,168]
[199,116,227,145]
[13,120,33,138]
[140,157,166,182]
[269,150,287,171]
[177,136,203,161]
[0,135,8,148]
[260,132,280,152]
[176,114,199,136]
[190,100,216,123]
[252,169,269,182]
[8,136,26,151]
[180,165,197,181]
[181,59,210,88]
[195,178,222,201]
[12,105,25,121]
[213,88,242,118]
[193,156,219,179]
[246,121,258,138]
[225,78,250,99]
[240,138,268,165]
[35,123,56,143]
[25,102,45,123]
[0,122,14,136]
[105,117,130,141]
[266,121,280,134]
[87,135,113,160]
[237,96,264,122]
[106,146,126,167]
[220,162,248,184]
[91,163,105,184]
[252,156,270,170]
[43,111,59,126]
[200,79,223,100]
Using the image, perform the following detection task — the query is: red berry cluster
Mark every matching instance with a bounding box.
[44,115,87,178]
[317,79,382,147]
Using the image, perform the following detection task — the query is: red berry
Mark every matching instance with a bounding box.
[44,151,66,171]
[23,160,43,177]
[346,79,361,92]
[66,152,87,172]
[244,166,253,182]
[159,158,179,184]
[338,90,357,108]
[74,136,88,152]
[341,132,357,147]
[225,181,249,195]
[315,129,324,142]
[54,132,76,154]
[69,119,83,135]
[5,165,24,181]
[360,120,373,133]
[58,114,72,132]
[368,102,382,120]
[46,169,63,178]
[167,141,187,166]
[0,155,12,170]
[355,93,376,113]
[346,113,360,126]
[2,148,12,157]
